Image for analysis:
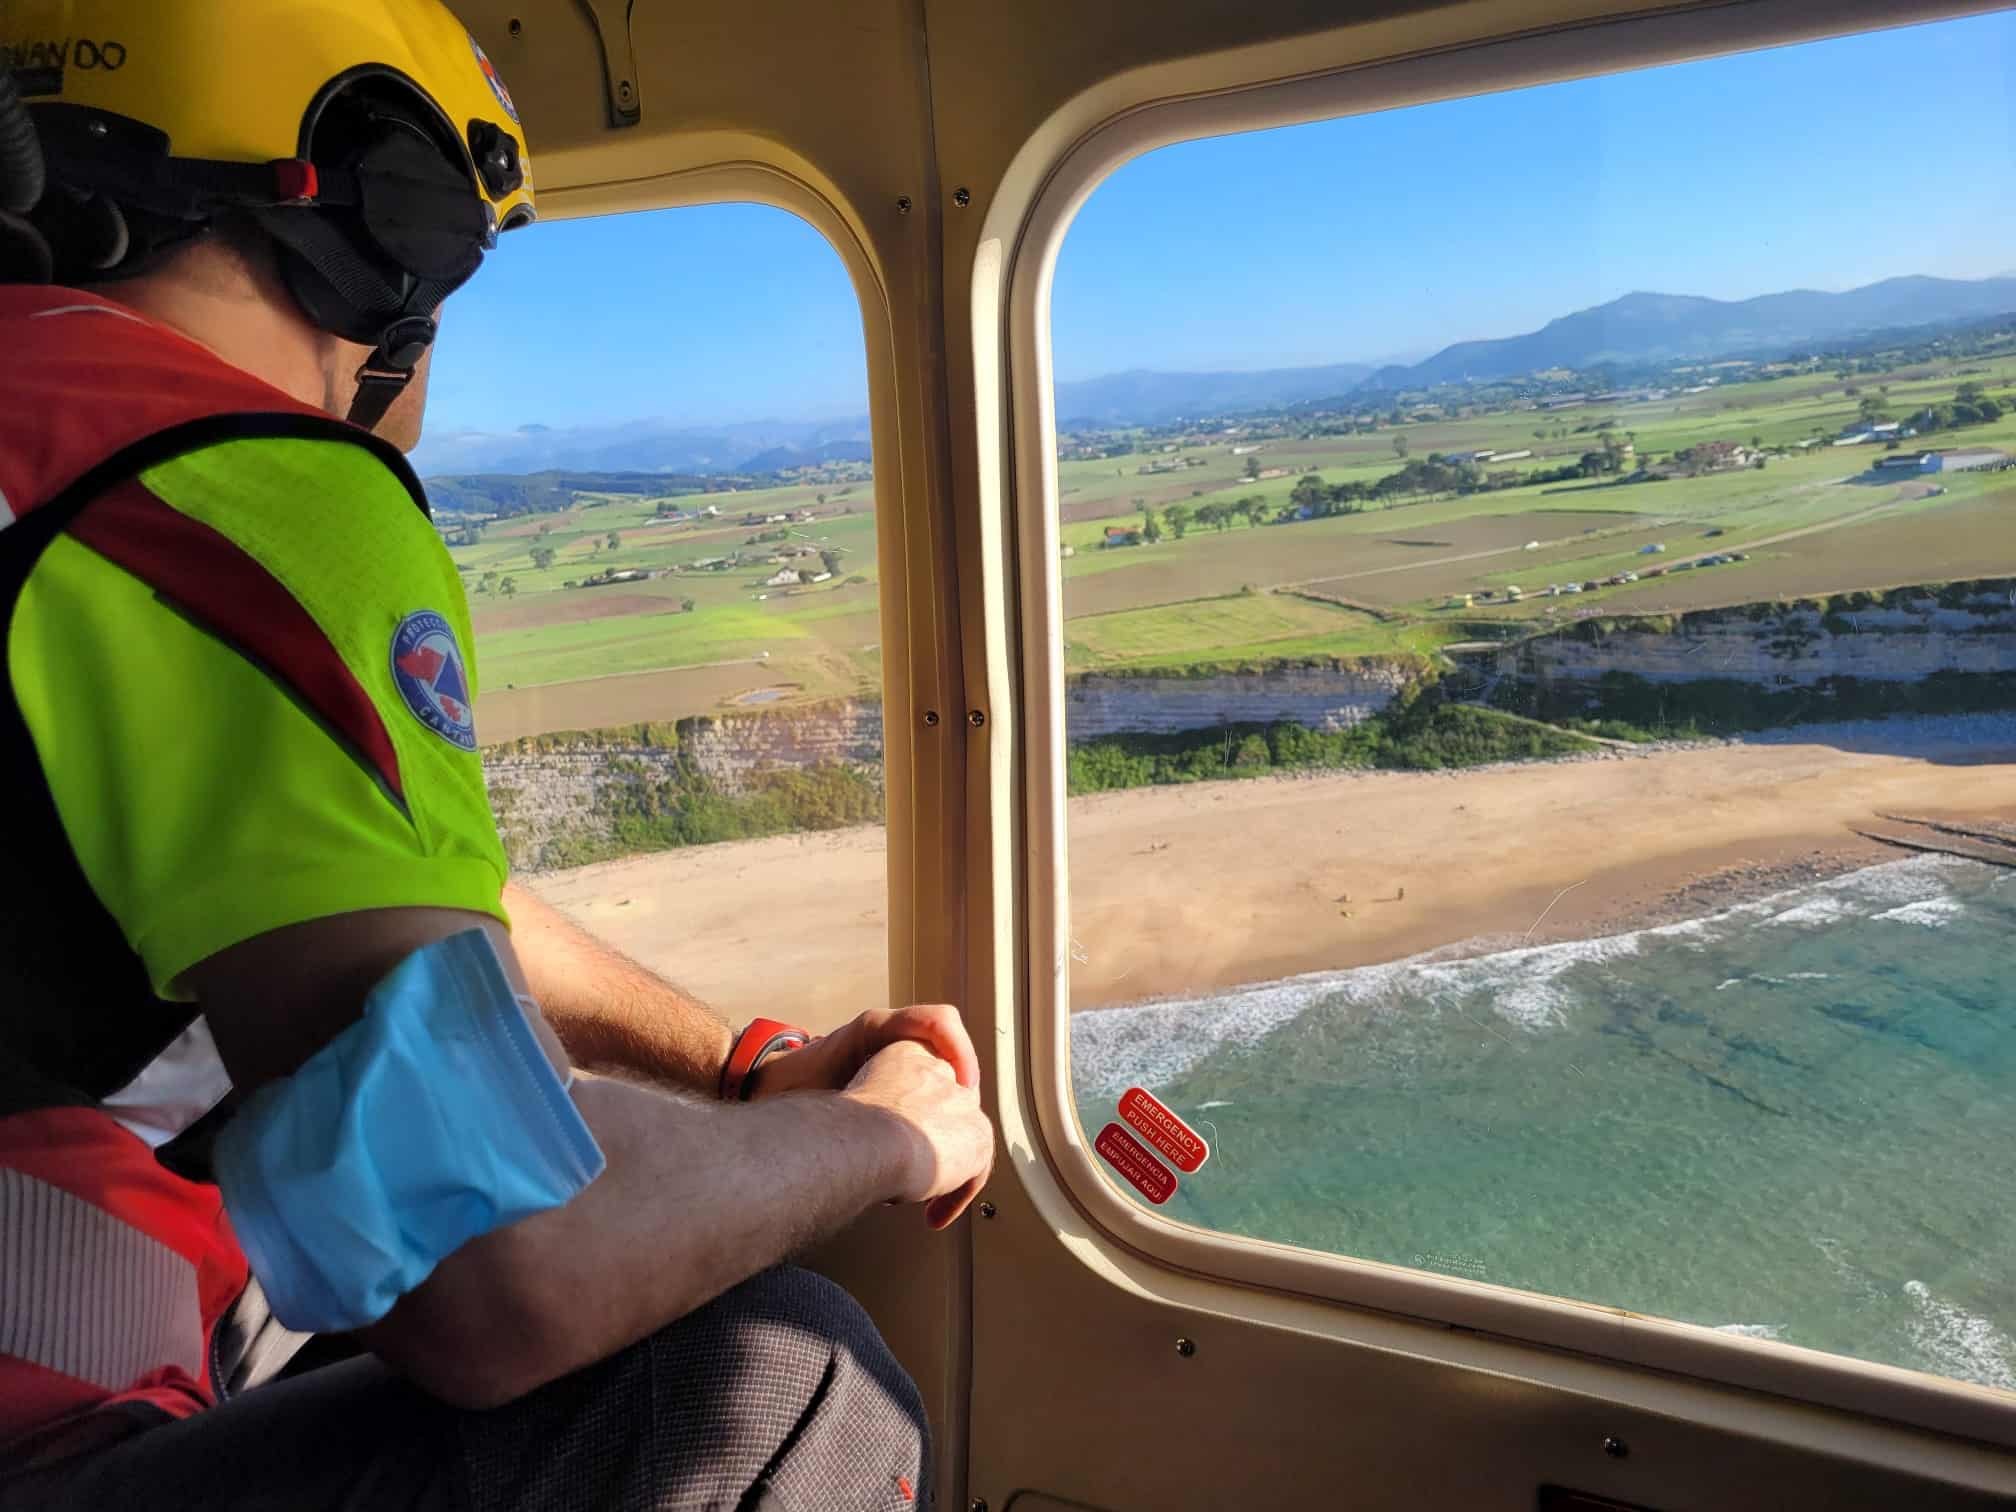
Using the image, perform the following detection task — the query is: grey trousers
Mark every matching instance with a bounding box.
[0,1268,929,1512]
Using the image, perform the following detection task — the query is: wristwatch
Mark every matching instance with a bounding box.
[718,1018,814,1101]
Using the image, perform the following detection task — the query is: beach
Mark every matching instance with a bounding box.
[525,717,2016,1029]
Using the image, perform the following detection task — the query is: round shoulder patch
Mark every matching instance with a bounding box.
[468,32,521,124]
[391,611,477,751]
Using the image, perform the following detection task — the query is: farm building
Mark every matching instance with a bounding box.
[1103,526,1143,548]
[1936,449,2010,473]
[764,567,804,587]
[1876,452,1937,473]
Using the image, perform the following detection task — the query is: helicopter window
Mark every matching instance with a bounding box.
[431,203,890,1029]
[1053,11,2016,1394]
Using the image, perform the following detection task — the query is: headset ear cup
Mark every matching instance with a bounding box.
[29,186,129,274]
[0,207,53,282]
[272,239,385,348]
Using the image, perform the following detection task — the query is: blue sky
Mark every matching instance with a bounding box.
[424,10,2015,433]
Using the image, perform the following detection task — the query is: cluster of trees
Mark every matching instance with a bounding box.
[1903,380,2007,437]
[1065,689,1594,794]
[1270,437,1632,525]
[1159,497,1268,538]
[532,758,885,869]
[473,570,518,597]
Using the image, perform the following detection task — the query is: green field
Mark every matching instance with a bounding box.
[452,344,2016,742]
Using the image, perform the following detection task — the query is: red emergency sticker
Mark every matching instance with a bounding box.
[1118,1086,1211,1174]
[1095,1122,1177,1205]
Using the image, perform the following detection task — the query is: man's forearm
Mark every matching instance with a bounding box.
[366,1077,908,1408]
[504,880,733,1094]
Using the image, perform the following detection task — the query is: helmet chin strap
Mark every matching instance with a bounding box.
[346,313,436,431]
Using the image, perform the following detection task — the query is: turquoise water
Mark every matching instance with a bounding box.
[1071,855,2016,1390]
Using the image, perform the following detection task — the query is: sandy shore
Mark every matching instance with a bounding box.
[527,726,2016,1032]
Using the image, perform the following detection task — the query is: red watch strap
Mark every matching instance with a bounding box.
[719,1018,813,1102]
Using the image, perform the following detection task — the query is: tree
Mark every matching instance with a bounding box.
[816,492,828,506]
[477,570,498,594]
[1858,395,1889,423]
[1197,501,1229,532]
[1243,454,1261,480]
[680,597,697,613]
[1392,433,1409,459]
[1236,495,1266,528]
[530,545,556,571]
[819,548,844,577]
[1141,506,1164,545]
[606,532,621,551]
[1164,503,1192,539]
[1290,473,1328,515]
[500,576,518,598]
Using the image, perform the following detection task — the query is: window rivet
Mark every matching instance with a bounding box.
[969,1501,988,1512]
[967,709,986,727]
[87,120,108,138]
[978,1201,997,1220]
[952,186,971,208]
[923,709,940,727]
[896,195,913,215]
[508,16,522,36]
[1603,1436,1628,1459]
[1175,1336,1196,1358]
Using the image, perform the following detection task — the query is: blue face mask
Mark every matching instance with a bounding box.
[213,928,605,1334]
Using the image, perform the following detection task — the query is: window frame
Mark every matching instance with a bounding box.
[989,0,2016,1450]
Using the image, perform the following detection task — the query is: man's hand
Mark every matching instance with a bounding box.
[842,1041,994,1230]
[753,1004,980,1099]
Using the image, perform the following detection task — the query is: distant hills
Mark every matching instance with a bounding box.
[417,274,2016,480]
[1052,362,1376,426]
[412,416,871,478]
[1368,275,2016,389]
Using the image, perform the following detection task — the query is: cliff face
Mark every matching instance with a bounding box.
[482,664,1427,868]
[1498,589,2016,688]
[680,699,883,788]
[1064,662,1417,735]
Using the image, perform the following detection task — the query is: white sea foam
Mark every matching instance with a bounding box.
[1874,898,1966,929]
[1712,1323,1787,1341]
[1904,1281,2016,1391]
[1714,979,1743,992]
[1069,855,1987,1095]
[1785,972,1833,981]
[1763,894,1855,928]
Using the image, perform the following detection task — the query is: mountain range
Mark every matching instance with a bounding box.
[414,274,2016,478]
[1366,274,2016,389]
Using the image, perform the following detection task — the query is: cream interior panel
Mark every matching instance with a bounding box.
[448,2,2016,1505]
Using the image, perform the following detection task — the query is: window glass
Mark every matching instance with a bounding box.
[1056,13,2016,1392]
[429,204,887,1029]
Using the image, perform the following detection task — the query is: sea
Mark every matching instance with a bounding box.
[1071,853,2016,1392]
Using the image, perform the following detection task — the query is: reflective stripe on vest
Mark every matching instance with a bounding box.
[0,1108,248,1447]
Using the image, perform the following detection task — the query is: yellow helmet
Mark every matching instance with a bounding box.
[0,0,534,425]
